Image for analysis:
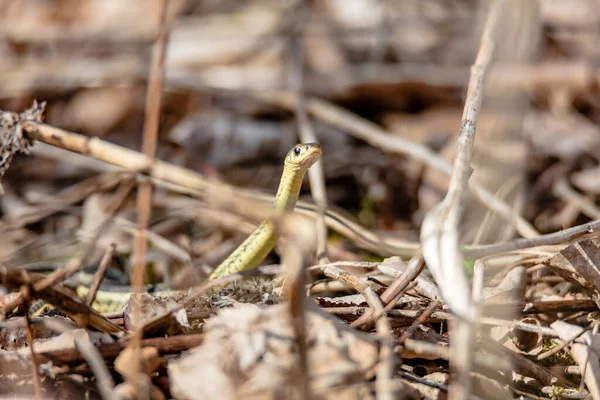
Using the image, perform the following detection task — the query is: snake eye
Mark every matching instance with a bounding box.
[293,146,301,156]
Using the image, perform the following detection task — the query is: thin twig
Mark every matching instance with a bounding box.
[281,215,316,399]
[86,243,117,307]
[350,253,424,328]
[553,177,600,219]
[579,321,598,392]
[465,218,600,259]
[21,284,42,400]
[536,322,592,361]
[130,0,173,392]
[290,20,329,264]
[419,1,500,397]
[397,300,441,345]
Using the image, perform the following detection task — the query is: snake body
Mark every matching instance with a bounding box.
[56,143,322,313]
[208,143,322,279]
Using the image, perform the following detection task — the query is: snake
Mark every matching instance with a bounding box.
[34,143,322,314]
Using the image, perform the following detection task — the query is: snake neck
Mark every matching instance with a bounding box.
[207,164,309,280]
[272,164,306,214]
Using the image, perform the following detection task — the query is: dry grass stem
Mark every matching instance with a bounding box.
[281,215,316,399]
[290,32,330,264]
[129,1,173,391]
[85,244,117,307]
[420,1,500,397]
[351,253,425,328]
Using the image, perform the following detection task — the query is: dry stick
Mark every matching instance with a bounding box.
[282,216,316,400]
[9,332,203,368]
[465,218,600,259]
[479,317,558,337]
[350,253,424,328]
[255,92,538,239]
[397,300,441,346]
[321,265,394,400]
[130,0,172,394]
[306,260,383,272]
[21,284,42,400]
[401,339,516,377]
[536,322,593,361]
[86,243,117,307]
[117,216,191,264]
[419,2,499,398]
[290,28,329,264]
[553,177,600,219]
[1,268,123,333]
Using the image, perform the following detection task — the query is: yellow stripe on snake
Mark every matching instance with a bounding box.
[58,143,322,313]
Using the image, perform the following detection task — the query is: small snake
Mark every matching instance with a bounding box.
[59,143,322,313]
[207,142,322,279]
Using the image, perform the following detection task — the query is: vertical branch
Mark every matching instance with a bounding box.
[130,0,174,389]
[132,0,172,318]
[419,1,501,398]
[281,215,317,399]
[289,6,329,264]
[21,284,42,400]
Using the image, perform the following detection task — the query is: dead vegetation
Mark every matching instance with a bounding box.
[1,0,600,399]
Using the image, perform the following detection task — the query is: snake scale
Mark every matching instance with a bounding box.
[67,143,322,313]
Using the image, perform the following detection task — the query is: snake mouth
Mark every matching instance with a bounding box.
[302,143,322,167]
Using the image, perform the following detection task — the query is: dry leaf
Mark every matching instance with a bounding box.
[543,237,600,309]
[169,303,377,400]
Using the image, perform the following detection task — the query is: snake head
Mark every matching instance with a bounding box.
[285,143,322,170]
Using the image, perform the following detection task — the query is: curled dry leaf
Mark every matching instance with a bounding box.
[543,237,600,309]
[511,318,543,354]
[169,303,377,400]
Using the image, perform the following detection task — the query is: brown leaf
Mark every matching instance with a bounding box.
[543,237,600,309]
